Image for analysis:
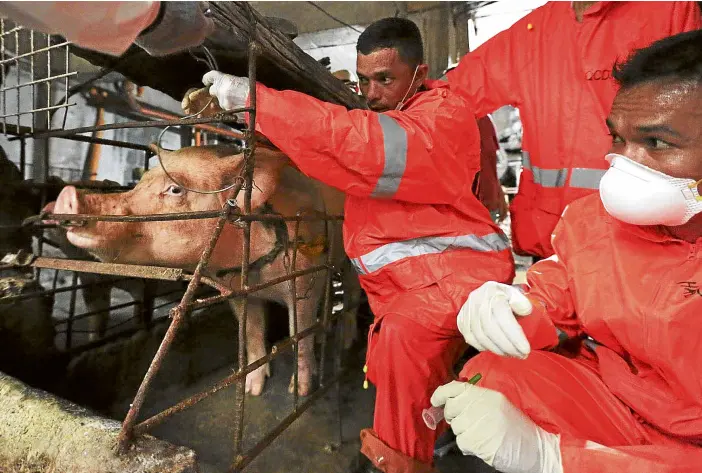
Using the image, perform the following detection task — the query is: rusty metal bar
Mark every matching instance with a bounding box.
[190,265,330,311]
[116,200,239,453]
[231,371,344,472]
[50,133,154,152]
[133,318,324,436]
[29,256,185,280]
[65,272,79,350]
[290,218,301,410]
[32,211,342,224]
[10,112,246,141]
[232,38,260,466]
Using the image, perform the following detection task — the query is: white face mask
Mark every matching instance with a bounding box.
[599,153,702,226]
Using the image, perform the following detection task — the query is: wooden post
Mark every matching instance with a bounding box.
[421,3,450,79]
[452,4,470,63]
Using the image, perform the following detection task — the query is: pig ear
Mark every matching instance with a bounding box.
[148,143,174,158]
[218,149,289,212]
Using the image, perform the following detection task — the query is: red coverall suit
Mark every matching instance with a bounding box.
[252,80,515,470]
[460,194,702,472]
[448,1,700,259]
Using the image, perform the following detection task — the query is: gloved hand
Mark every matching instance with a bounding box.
[135,2,214,56]
[457,281,533,358]
[181,87,223,117]
[431,381,563,473]
[202,71,250,112]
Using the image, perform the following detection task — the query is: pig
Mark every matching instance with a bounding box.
[50,144,359,396]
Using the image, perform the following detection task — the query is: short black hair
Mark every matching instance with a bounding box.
[357,17,423,68]
[613,29,702,90]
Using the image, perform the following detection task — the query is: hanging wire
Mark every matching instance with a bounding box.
[306,2,363,34]
[154,44,246,195]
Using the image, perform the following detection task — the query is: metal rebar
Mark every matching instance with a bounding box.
[290,218,300,410]
[232,38,259,465]
[65,272,79,350]
[0,102,73,119]
[27,211,342,226]
[134,320,321,436]
[28,256,185,281]
[116,201,238,453]
[51,133,154,152]
[230,371,344,472]
[10,112,247,141]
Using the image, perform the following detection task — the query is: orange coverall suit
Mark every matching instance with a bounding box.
[448,1,700,259]
[252,79,515,469]
[461,194,702,472]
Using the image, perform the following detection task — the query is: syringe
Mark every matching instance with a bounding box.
[422,372,482,430]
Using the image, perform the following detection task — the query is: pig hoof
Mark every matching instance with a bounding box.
[288,373,314,397]
[246,364,270,396]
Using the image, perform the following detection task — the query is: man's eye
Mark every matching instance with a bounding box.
[358,77,368,85]
[382,77,393,85]
[645,138,672,149]
[609,133,623,144]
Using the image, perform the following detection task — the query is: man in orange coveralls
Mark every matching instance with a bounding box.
[432,30,702,473]
[185,17,515,473]
[448,1,700,260]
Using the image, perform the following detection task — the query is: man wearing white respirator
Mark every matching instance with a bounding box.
[431,30,702,473]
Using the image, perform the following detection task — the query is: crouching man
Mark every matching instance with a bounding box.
[432,30,702,473]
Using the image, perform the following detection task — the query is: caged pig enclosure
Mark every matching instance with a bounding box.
[0,3,371,472]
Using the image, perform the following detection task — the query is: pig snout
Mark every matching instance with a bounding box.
[53,186,80,216]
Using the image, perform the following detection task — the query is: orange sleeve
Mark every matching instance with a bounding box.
[253,83,479,205]
[446,13,530,116]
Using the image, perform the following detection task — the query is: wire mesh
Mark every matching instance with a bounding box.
[0,19,75,134]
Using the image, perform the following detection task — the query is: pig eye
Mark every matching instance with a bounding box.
[164,184,184,196]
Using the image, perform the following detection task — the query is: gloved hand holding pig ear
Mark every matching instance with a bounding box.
[181,71,249,118]
[430,380,563,473]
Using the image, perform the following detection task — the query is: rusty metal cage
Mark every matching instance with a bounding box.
[0,9,357,472]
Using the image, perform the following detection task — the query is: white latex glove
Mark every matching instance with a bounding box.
[202,71,250,112]
[431,381,563,473]
[457,281,533,358]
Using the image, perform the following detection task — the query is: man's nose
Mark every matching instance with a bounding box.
[364,82,381,101]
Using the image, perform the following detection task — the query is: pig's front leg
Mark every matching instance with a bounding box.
[228,297,269,396]
[287,275,321,396]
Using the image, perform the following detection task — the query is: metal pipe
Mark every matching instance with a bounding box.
[31,211,342,224]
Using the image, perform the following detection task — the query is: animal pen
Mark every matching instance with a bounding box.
[0,3,365,472]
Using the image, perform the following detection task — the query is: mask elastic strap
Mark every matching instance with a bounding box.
[395,65,420,111]
[690,179,702,201]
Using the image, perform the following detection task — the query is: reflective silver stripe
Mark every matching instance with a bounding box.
[350,258,366,275]
[371,114,408,198]
[354,232,510,275]
[523,152,603,189]
[533,167,568,188]
[570,168,606,189]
